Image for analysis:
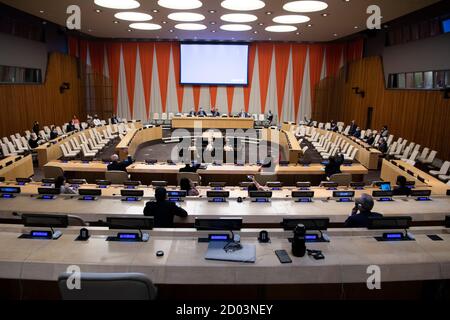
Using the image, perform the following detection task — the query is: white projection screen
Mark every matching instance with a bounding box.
[180,43,249,85]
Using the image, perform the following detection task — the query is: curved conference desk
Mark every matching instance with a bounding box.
[1,183,449,225]
[171,116,254,129]
[0,224,450,299]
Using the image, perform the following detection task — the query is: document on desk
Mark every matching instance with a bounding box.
[205,241,256,263]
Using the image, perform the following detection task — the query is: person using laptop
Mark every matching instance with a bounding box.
[345,194,383,228]
[55,176,77,195]
[143,187,188,228]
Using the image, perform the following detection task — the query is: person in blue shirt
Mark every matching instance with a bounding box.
[345,194,383,228]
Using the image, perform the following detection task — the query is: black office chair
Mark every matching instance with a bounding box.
[58,272,157,300]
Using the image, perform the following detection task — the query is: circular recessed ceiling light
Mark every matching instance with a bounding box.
[273,14,310,24]
[114,12,152,21]
[220,24,252,31]
[168,12,205,22]
[158,0,202,10]
[221,0,265,11]
[94,0,140,10]
[129,22,161,30]
[283,1,328,13]
[175,23,207,30]
[220,13,258,23]
[265,25,297,32]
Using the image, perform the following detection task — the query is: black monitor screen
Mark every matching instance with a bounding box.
[107,217,154,230]
[0,186,21,194]
[195,218,243,231]
[296,182,311,188]
[167,190,187,198]
[410,189,431,197]
[206,191,230,198]
[120,189,144,197]
[333,191,355,198]
[123,181,141,187]
[38,188,61,195]
[249,191,272,198]
[292,191,315,198]
[372,190,394,197]
[152,181,168,187]
[96,180,112,186]
[209,182,227,188]
[79,189,102,196]
[282,218,330,231]
[22,214,69,228]
[367,216,412,230]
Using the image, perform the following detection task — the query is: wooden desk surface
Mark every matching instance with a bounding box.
[0,225,449,284]
[0,155,34,180]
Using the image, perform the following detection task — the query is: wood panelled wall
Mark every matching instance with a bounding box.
[314,56,450,161]
[0,52,85,138]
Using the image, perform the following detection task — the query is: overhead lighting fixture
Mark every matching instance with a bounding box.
[265,11,272,15]
[158,0,202,10]
[114,12,152,22]
[273,15,310,24]
[94,0,140,10]
[129,22,162,30]
[220,24,252,31]
[39,10,45,13]
[283,1,328,13]
[210,21,216,25]
[321,13,329,17]
[95,9,102,13]
[265,25,297,32]
[221,0,265,11]
[209,10,216,13]
[175,23,207,30]
[220,13,257,23]
[168,12,205,22]
[152,9,159,13]
[113,20,120,24]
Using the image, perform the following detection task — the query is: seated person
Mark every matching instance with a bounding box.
[353,127,362,139]
[237,109,249,118]
[344,194,383,228]
[110,115,119,124]
[66,122,76,133]
[267,110,274,124]
[393,175,411,196]
[380,125,389,138]
[28,133,40,149]
[211,107,220,117]
[143,187,188,228]
[366,133,375,145]
[330,120,338,132]
[180,178,200,196]
[188,108,197,116]
[197,107,207,117]
[107,154,134,172]
[93,114,102,126]
[378,138,388,154]
[325,155,342,178]
[54,176,77,195]
[179,162,201,173]
[49,126,58,140]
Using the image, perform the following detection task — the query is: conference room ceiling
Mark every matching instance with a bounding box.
[2,0,440,42]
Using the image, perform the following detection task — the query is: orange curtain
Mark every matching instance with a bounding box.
[292,44,307,121]
[122,43,138,118]
[243,44,256,112]
[193,86,201,110]
[68,36,79,57]
[209,86,218,108]
[308,44,325,111]
[275,44,291,118]
[226,87,234,114]
[107,43,122,114]
[79,40,89,65]
[89,41,105,76]
[257,43,274,114]
[155,42,172,113]
[346,38,364,64]
[326,43,344,77]
[171,43,184,113]
[139,42,154,118]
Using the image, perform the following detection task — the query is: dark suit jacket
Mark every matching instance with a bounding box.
[344,211,383,228]
[197,111,207,117]
[143,201,188,228]
[393,186,411,196]
[349,124,357,135]
[107,157,133,172]
[211,111,220,117]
